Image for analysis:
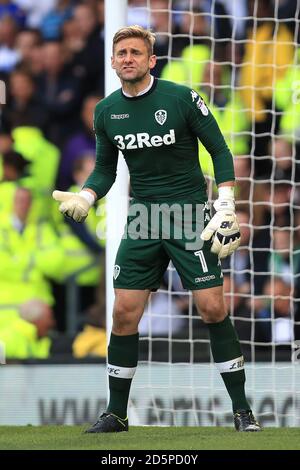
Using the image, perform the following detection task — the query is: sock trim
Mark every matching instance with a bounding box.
[107,363,137,379]
[215,355,244,373]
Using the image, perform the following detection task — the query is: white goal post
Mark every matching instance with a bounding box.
[105,0,129,337]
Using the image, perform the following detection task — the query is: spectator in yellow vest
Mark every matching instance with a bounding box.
[53,155,105,286]
[0,187,64,306]
[0,300,55,360]
[11,126,60,222]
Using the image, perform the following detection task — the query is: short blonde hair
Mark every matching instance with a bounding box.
[113,25,156,56]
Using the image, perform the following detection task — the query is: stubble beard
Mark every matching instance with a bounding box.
[118,68,149,85]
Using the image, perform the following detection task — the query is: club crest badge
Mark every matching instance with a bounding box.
[113,265,120,280]
[155,109,167,125]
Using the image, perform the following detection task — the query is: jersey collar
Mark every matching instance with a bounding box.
[121,76,157,100]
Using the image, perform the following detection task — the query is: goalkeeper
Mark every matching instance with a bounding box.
[53,25,261,433]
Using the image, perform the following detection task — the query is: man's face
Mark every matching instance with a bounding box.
[111,37,156,83]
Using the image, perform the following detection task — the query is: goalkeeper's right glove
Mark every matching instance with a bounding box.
[52,190,95,223]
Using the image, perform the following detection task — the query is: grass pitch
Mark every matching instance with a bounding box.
[0,426,300,450]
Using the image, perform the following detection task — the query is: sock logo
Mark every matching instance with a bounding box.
[229,358,244,370]
[107,364,137,379]
[216,355,245,373]
[107,366,120,375]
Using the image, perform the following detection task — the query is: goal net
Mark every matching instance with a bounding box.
[109,0,300,427]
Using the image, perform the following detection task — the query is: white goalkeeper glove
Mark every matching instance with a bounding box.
[52,190,95,223]
[200,186,241,259]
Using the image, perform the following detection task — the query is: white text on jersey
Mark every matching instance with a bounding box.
[114,129,176,150]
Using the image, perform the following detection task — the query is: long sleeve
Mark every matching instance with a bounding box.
[83,107,119,199]
[181,91,235,185]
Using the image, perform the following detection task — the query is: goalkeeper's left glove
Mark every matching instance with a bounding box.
[200,186,241,259]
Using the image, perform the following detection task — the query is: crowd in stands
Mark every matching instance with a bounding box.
[0,0,299,361]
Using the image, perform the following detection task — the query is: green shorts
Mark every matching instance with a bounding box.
[113,196,223,291]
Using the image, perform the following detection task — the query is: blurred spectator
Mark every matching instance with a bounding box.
[213,0,248,41]
[1,149,28,180]
[0,148,28,218]
[27,41,44,77]
[234,156,251,211]
[56,155,104,273]
[0,299,55,359]
[53,155,105,327]
[0,15,20,74]
[201,60,230,107]
[72,304,106,358]
[56,154,104,263]
[160,5,210,84]
[251,181,292,295]
[68,1,104,95]
[150,0,173,77]
[277,0,300,38]
[240,0,294,177]
[40,0,73,40]
[11,125,60,222]
[2,66,48,131]
[61,17,83,61]
[0,128,13,154]
[252,180,291,231]
[256,277,294,344]
[264,181,291,228]
[275,49,300,180]
[0,187,64,306]
[272,137,300,183]
[172,5,210,58]
[36,39,83,147]
[196,61,250,180]
[269,229,300,285]
[14,0,56,29]
[0,0,26,27]
[15,27,42,66]
[58,94,100,190]
[128,0,149,28]
[211,0,248,63]
[223,209,251,293]
[223,274,252,345]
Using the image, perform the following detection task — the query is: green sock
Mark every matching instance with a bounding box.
[207,315,250,412]
[107,332,139,420]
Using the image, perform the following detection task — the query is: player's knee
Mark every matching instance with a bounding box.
[112,299,140,333]
[198,299,227,323]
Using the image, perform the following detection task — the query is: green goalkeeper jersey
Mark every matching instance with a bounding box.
[84,78,234,201]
